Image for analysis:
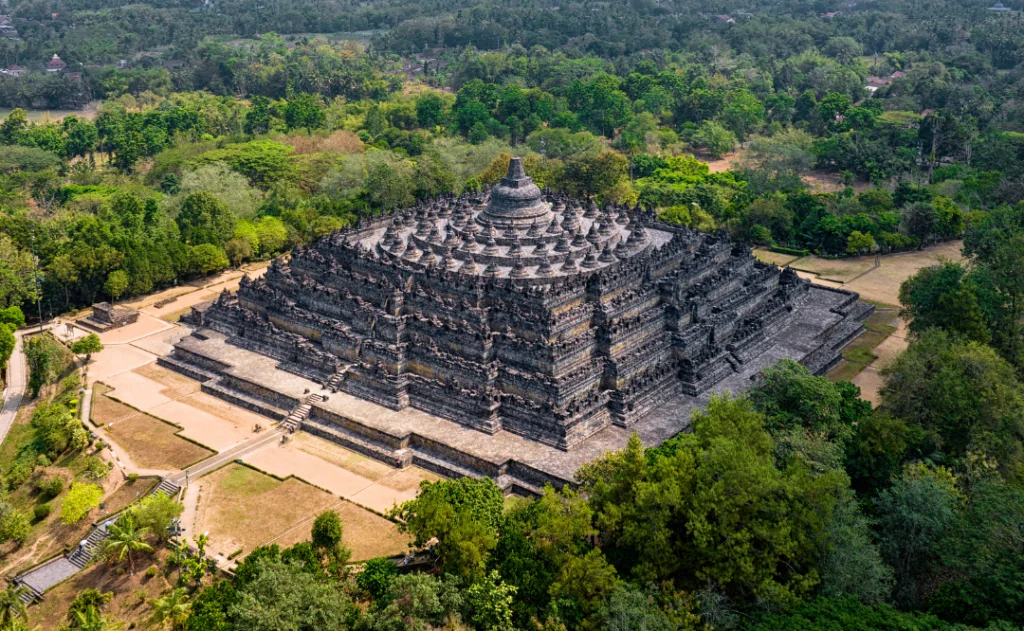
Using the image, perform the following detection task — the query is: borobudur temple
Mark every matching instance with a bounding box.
[163,158,873,490]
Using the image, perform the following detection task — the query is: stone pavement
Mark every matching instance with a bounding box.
[0,329,28,446]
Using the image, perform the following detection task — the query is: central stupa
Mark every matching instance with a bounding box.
[479,157,553,227]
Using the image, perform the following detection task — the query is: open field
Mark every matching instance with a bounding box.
[752,249,801,267]
[94,386,213,470]
[105,412,213,470]
[245,432,440,514]
[789,255,878,283]
[192,464,339,559]
[271,500,413,561]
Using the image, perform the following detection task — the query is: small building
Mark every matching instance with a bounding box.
[82,302,139,332]
[45,53,66,72]
[988,2,1012,11]
[3,64,25,77]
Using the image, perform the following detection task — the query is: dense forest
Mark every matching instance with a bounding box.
[1,0,1024,629]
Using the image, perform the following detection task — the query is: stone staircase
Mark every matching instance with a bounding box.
[281,393,325,432]
[325,366,350,392]
[14,478,181,604]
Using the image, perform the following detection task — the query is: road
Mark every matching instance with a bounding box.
[0,329,30,446]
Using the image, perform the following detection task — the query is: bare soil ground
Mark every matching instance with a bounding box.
[192,464,340,560]
[26,548,175,631]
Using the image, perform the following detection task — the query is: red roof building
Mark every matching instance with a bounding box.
[46,53,66,72]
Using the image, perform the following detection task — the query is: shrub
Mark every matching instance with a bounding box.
[37,476,64,499]
[34,503,51,521]
[128,473,139,483]
[60,482,103,524]
[357,557,398,601]
[145,565,158,578]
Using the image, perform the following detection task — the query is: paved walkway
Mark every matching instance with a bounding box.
[0,329,28,446]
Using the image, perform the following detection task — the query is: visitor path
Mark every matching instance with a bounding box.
[0,325,55,446]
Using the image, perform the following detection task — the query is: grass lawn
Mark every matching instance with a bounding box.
[105,411,213,470]
[827,308,900,383]
[195,464,408,561]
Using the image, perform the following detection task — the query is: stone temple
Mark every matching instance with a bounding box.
[163,158,872,491]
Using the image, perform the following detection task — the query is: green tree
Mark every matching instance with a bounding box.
[464,570,517,631]
[750,359,870,444]
[581,396,847,604]
[284,94,326,135]
[880,329,1024,483]
[188,245,229,276]
[0,582,29,627]
[244,96,273,137]
[103,271,129,304]
[177,192,236,247]
[927,476,1024,627]
[357,557,397,602]
[133,491,183,541]
[254,216,288,256]
[846,230,876,255]
[898,262,991,343]
[874,465,960,607]
[691,121,736,159]
[73,606,123,631]
[311,510,343,551]
[390,477,504,580]
[415,93,445,129]
[71,333,103,361]
[0,324,14,374]
[229,560,359,631]
[103,514,153,575]
[224,238,253,267]
[0,235,38,309]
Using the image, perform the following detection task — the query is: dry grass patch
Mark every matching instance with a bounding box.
[278,130,364,155]
[133,364,201,399]
[753,249,801,267]
[90,388,137,426]
[194,464,337,556]
[789,255,876,283]
[106,412,213,470]
[271,500,412,562]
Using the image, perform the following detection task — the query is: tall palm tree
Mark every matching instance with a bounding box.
[0,582,29,628]
[149,588,191,630]
[103,516,153,576]
[73,606,123,631]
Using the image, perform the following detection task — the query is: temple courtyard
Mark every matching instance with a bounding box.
[61,240,961,564]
